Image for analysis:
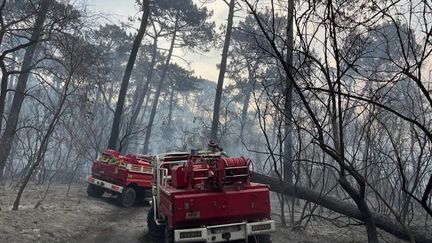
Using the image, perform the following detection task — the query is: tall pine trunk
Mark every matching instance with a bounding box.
[0,61,9,132]
[0,0,51,181]
[283,0,294,188]
[107,0,150,149]
[210,0,235,142]
[167,80,175,129]
[0,1,9,132]
[281,0,295,227]
[239,62,256,141]
[123,34,159,151]
[130,36,158,127]
[142,15,178,153]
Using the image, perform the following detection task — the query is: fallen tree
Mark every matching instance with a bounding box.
[251,172,431,243]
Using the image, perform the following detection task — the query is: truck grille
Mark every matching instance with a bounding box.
[210,225,241,234]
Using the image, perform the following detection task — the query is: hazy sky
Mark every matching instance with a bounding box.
[85,0,228,81]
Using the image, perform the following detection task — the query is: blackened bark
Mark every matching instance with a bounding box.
[0,0,51,181]
[107,0,151,149]
[142,16,178,153]
[210,0,235,142]
[283,0,295,186]
[338,177,379,243]
[0,61,8,131]
[251,172,431,243]
[167,80,174,128]
[128,34,158,135]
[239,62,255,141]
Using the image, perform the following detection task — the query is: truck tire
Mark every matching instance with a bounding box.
[87,183,104,198]
[248,234,272,243]
[164,227,173,243]
[147,206,165,240]
[117,187,136,207]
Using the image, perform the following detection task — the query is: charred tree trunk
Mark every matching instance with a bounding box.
[239,62,256,141]
[142,15,178,154]
[251,172,430,242]
[128,33,159,136]
[0,61,8,132]
[283,0,294,187]
[0,0,51,181]
[280,0,295,227]
[121,33,158,152]
[0,1,8,132]
[141,86,152,121]
[167,79,175,129]
[210,0,235,142]
[338,177,379,243]
[107,0,150,150]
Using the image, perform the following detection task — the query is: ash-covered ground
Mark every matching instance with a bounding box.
[0,183,404,243]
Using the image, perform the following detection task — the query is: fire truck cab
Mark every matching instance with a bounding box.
[86,149,153,207]
[147,149,275,242]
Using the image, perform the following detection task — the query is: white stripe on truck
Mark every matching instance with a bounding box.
[87,175,124,193]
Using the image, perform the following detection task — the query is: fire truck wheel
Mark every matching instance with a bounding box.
[117,187,136,207]
[147,207,165,239]
[87,184,104,198]
[164,227,173,243]
[248,234,271,243]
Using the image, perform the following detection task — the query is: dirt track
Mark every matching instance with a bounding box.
[75,200,151,243]
[0,184,154,243]
[0,183,404,243]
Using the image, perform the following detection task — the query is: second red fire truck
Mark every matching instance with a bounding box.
[86,149,153,207]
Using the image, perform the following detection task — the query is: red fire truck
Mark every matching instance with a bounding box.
[86,149,153,207]
[147,149,275,242]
